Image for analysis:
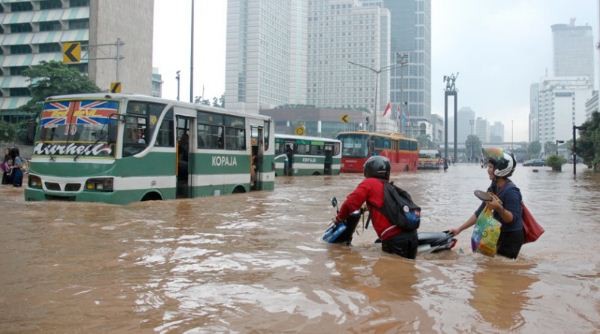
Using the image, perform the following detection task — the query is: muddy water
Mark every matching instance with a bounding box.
[0,165,599,333]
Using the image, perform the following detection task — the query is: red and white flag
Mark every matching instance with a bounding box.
[383,102,392,117]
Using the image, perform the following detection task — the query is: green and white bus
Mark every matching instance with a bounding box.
[274,134,341,176]
[25,93,275,204]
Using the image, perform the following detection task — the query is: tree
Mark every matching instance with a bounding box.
[416,133,434,150]
[19,61,100,115]
[576,111,600,170]
[465,135,482,162]
[527,140,542,158]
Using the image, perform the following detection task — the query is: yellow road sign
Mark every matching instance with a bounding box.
[110,82,122,93]
[341,114,350,123]
[62,42,81,64]
[295,126,305,136]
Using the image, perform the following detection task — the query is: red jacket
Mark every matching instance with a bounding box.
[335,178,401,240]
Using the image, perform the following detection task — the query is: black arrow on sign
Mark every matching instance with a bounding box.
[64,43,79,63]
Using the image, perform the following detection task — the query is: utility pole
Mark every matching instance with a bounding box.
[190,0,195,103]
[176,70,181,101]
[443,73,458,163]
[396,52,409,135]
[348,61,398,132]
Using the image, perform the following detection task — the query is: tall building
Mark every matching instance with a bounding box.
[457,107,475,144]
[529,83,540,142]
[534,77,593,145]
[307,0,393,131]
[0,0,154,121]
[225,0,308,114]
[151,67,163,98]
[490,121,504,143]
[382,0,431,135]
[551,19,594,83]
[475,117,489,144]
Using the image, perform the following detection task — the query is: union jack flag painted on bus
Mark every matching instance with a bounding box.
[41,100,118,135]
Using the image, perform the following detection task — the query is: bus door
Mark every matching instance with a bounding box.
[176,115,194,198]
[250,126,263,190]
[324,144,333,175]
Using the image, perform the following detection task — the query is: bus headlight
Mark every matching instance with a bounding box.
[28,175,42,189]
[85,178,114,192]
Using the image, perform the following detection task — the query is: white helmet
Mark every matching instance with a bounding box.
[482,148,516,177]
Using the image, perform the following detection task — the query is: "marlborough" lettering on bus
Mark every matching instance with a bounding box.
[33,143,112,156]
[212,156,237,167]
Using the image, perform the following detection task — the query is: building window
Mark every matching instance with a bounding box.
[10,23,32,33]
[10,66,29,76]
[68,19,89,30]
[11,2,33,12]
[69,0,89,7]
[38,43,61,53]
[40,21,62,32]
[68,63,88,73]
[9,88,30,96]
[10,45,32,55]
[40,0,63,10]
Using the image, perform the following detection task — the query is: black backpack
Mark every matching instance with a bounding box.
[376,180,421,231]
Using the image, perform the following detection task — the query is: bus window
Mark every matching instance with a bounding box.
[400,139,409,150]
[374,136,391,149]
[264,120,270,151]
[296,143,309,154]
[309,144,324,155]
[224,115,245,150]
[197,111,224,149]
[333,142,341,156]
[123,115,148,157]
[155,108,174,147]
[339,134,368,157]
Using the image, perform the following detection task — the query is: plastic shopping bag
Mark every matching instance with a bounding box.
[471,206,501,257]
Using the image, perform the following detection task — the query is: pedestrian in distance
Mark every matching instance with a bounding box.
[285,144,294,176]
[333,156,419,259]
[8,147,24,187]
[1,147,12,185]
[449,147,524,259]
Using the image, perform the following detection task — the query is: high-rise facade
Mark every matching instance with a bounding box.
[0,0,154,121]
[535,77,593,145]
[307,0,393,131]
[225,0,308,114]
[490,121,504,143]
[551,20,594,83]
[457,106,475,144]
[382,0,431,134]
[475,117,489,144]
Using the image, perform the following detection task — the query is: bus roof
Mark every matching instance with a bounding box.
[336,130,416,142]
[45,93,272,121]
[275,133,341,143]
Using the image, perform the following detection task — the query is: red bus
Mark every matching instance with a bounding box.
[336,131,418,173]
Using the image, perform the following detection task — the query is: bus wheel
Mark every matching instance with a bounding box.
[233,186,246,194]
[312,171,320,175]
[141,192,162,201]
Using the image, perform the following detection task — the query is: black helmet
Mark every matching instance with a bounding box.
[363,155,391,180]
[482,147,516,177]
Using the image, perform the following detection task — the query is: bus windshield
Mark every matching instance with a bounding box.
[33,99,119,157]
[338,133,369,157]
[419,150,441,159]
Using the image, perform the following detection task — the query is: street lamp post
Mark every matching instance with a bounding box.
[396,53,409,135]
[348,61,399,132]
[176,70,181,101]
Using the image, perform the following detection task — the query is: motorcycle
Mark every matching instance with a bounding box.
[323,197,457,254]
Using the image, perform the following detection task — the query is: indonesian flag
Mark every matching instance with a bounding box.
[383,102,392,117]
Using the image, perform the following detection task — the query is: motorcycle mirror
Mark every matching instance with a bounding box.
[331,197,338,208]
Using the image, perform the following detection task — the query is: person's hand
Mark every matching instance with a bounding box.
[487,193,503,211]
[449,227,461,236]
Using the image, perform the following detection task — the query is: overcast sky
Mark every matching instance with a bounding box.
[153,0,599,142]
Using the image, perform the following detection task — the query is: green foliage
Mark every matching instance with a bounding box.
[416,134,434,150]
[527,140,541,158]
[465,135,482,162]
[0,120,34,144]
[576,111,600,171]
[546,154,566,170]
[18,61,100,114]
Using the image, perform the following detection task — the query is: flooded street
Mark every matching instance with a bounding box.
[1,165,599,333]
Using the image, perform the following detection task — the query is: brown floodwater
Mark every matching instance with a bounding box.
[0,164,599,333]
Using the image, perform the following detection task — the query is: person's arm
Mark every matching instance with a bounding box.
[335,180,370,223]
[450,214,477,236]
[488,190,521,224]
